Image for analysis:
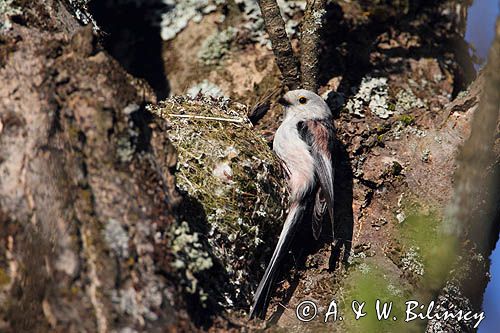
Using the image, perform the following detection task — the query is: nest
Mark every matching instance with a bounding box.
[149,95,288,307]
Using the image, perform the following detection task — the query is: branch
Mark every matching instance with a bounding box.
[258,0,301,90]
[300,0,327,92]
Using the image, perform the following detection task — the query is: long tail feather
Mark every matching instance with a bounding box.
[249,202,306,319]
[312,188,326,240]
[315,154,335,239]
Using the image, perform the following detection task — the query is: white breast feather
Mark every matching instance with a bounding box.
[273,119,315,201]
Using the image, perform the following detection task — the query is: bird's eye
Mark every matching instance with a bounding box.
[299,97,307,104]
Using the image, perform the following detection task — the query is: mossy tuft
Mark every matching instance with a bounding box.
[149,95,287,307]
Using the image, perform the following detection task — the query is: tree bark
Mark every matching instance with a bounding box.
[1,0,497,332]
[426,18,500,333]
[257,0,301,90]
[0,1,193,332]
[300,0,327,92]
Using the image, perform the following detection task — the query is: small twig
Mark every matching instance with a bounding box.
[300,0,327,92]
[166,114,245,124]
[177,172,197,193]
[258,0,301,90]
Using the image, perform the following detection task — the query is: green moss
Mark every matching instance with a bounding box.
[342,261,421,333]
[399,114,415,126]
[66,123,80,142]
[397,212,458,292]
[70,285,79,296]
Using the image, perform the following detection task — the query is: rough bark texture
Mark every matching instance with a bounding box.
[426,18,500,333]
[300,0,327,92]
[0,0,497,332]
[257,0,301,90]
[0,1,194,332]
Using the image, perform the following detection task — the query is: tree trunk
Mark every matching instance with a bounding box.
[0,0,498,332]
[426,18,500,333]
[0,1,192,332]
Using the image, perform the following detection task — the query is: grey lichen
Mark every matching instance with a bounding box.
[170,222,213,273]
[421,148,431,162]
[401,246,425,276]
[346,77,393,119]
[160,0,223,41]
[312,8,326,26]
[357,262,371,274]
[392,121,428,140]
[197,27,237,65]
[396,210,407,223]
[395,193,407,223]
[149,95,287,306]
[66,0,98,28]
[234,0,263,41]
[279,0,306,38]
[116,104,142,162]
[103,219,130,258]
[0,0,21,30]
[387,283,403,297]
[456,88,470,99]
[186,80,226,99]
[395,89,425,113]
[159,0,306,45]
[169,221,213,298]
[301,6,326,40]
[426,282,477,332]
[111,284,161,324]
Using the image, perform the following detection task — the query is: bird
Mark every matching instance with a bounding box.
[249,89,336,319]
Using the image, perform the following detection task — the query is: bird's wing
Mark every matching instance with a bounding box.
[249,201,306,319]
[297,119,335,238]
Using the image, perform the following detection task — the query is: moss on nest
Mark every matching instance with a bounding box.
[149,95,287,307]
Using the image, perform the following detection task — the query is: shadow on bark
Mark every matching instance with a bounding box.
[174,191,283,328]
[174,193,227,328]
[330,141,354,269]
[320,0,476,99]
[89,0,170,100]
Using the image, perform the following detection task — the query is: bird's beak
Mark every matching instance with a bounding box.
[277,97,291,107]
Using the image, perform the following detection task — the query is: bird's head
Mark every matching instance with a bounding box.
[278,89,331,121]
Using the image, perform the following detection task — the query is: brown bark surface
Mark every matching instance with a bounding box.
[300,0,327,92]
[426,18,500,333]
[0,0,497,332]
[257,0,301,90]
[0,1,192,332]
